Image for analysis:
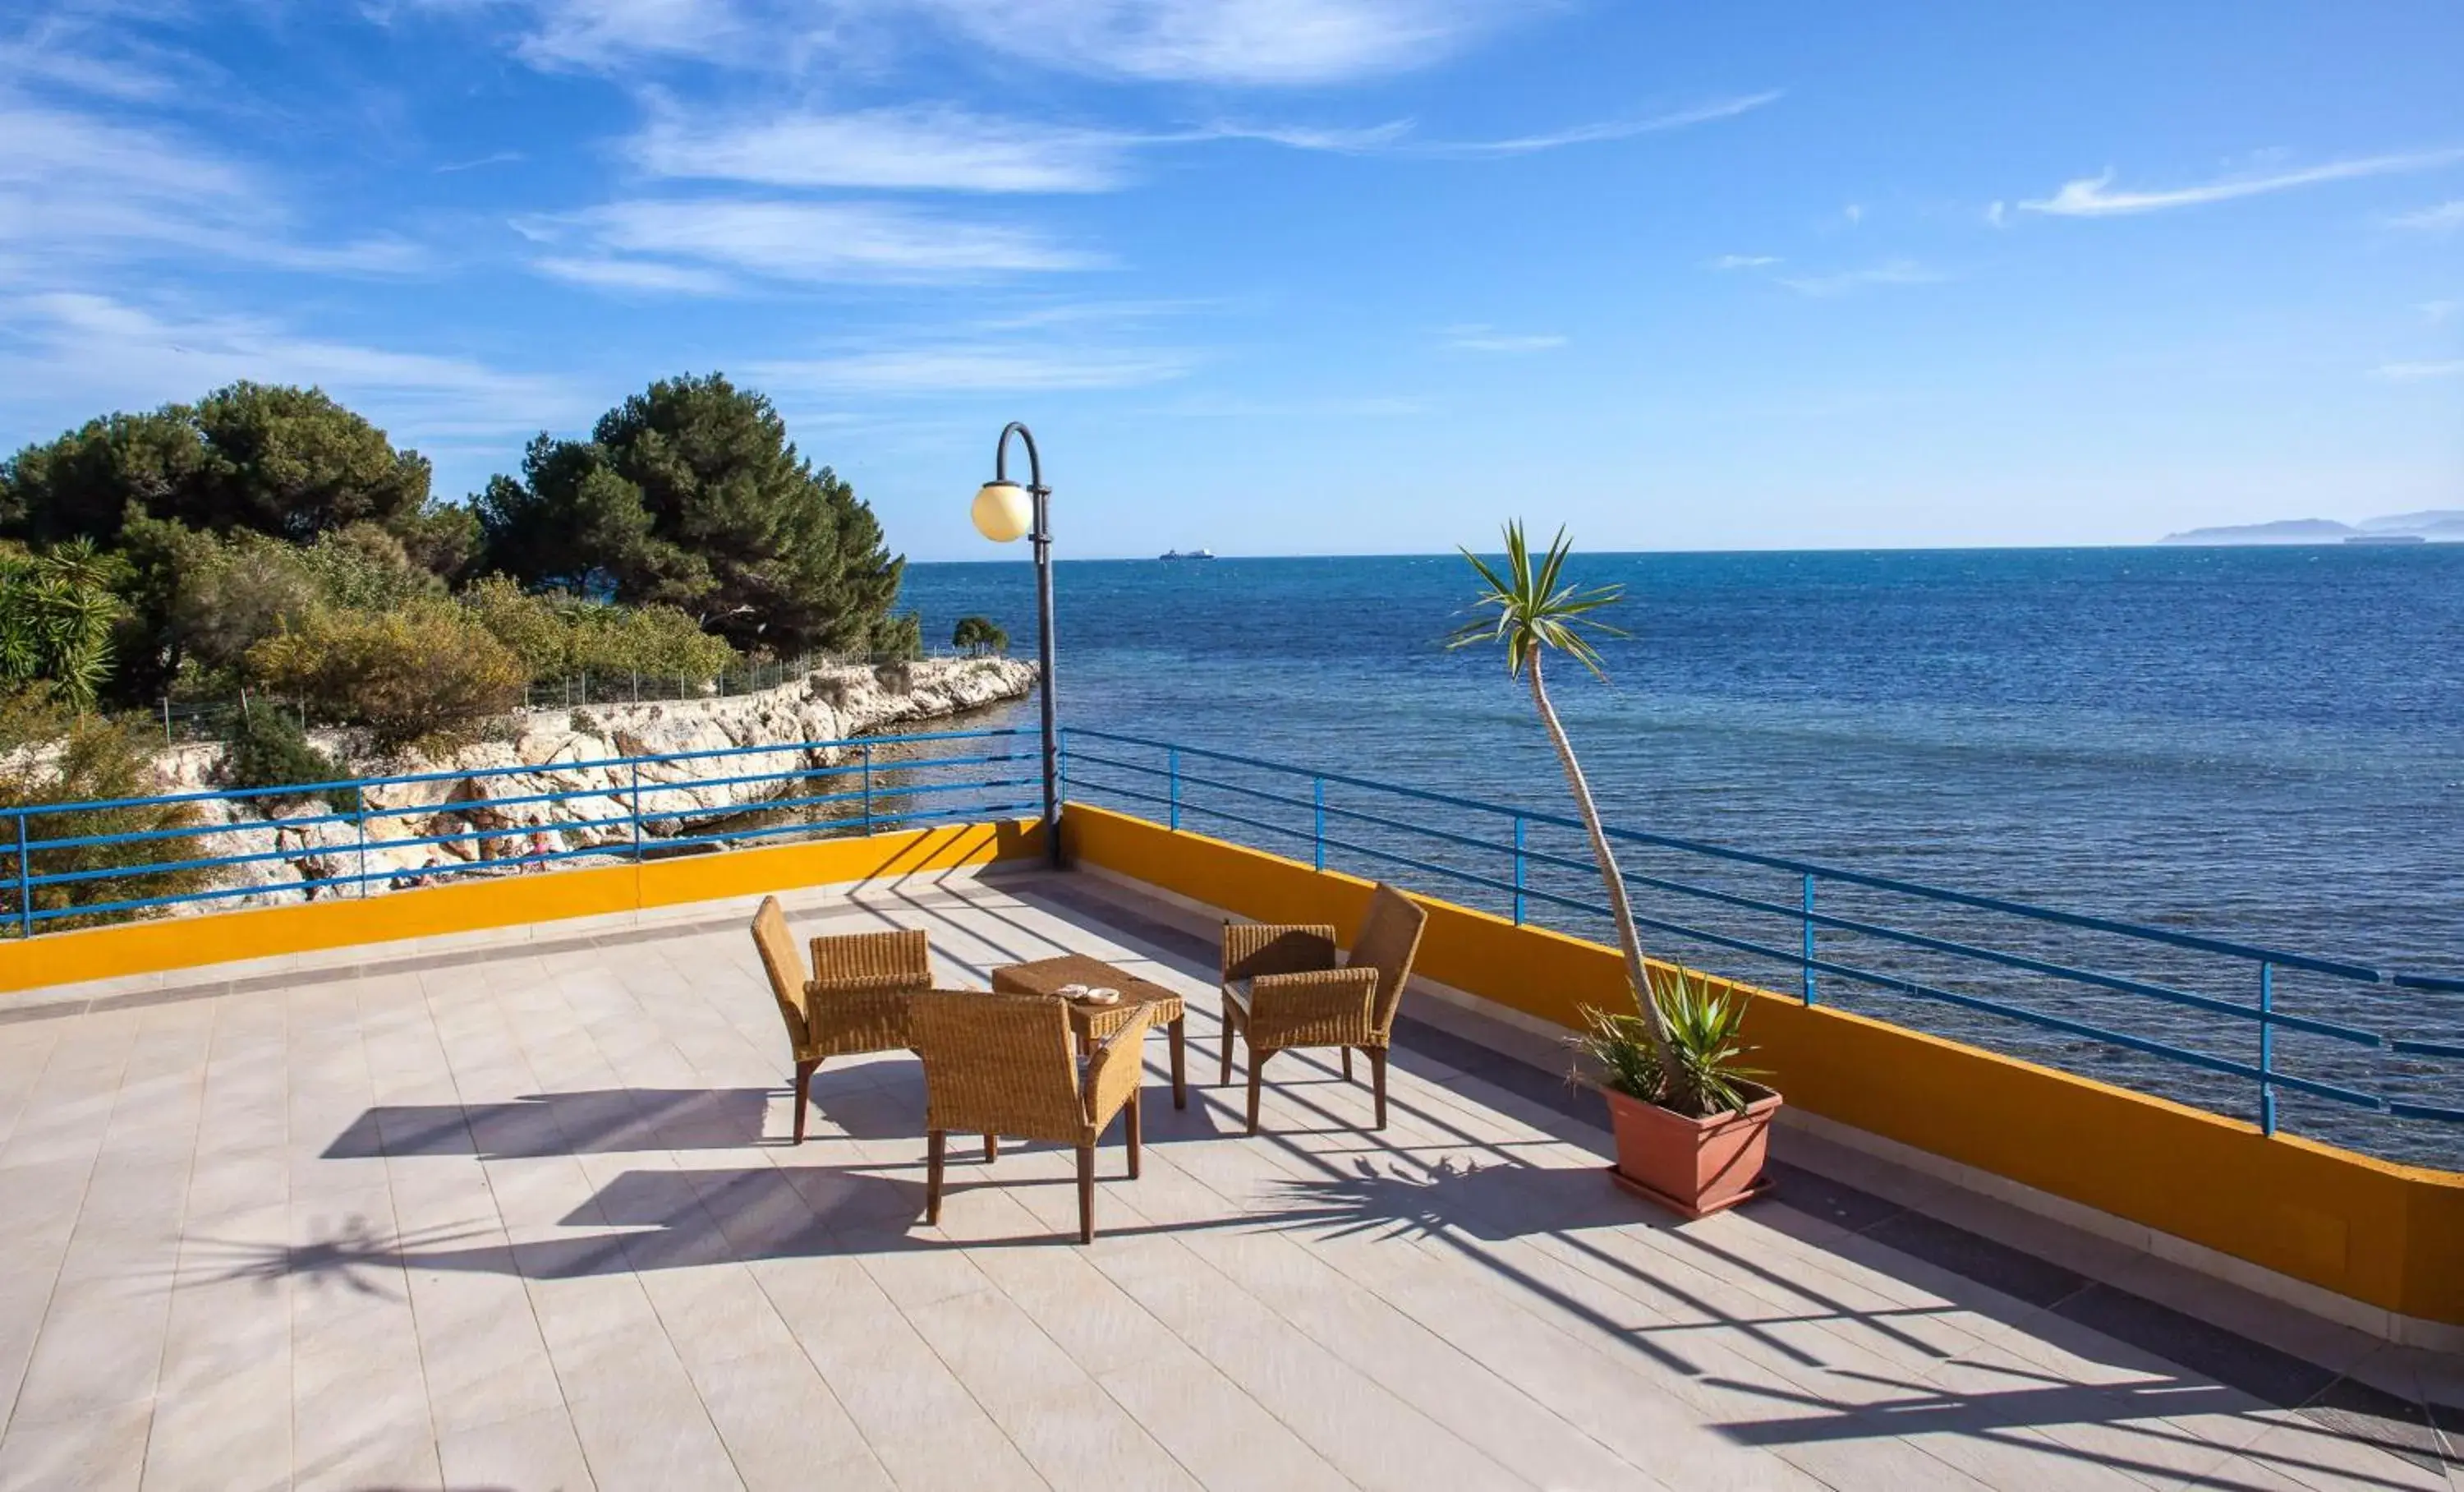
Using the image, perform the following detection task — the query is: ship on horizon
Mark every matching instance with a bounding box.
[1158,547,1217,561]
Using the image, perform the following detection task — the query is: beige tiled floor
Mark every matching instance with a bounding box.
[0,873,2445,1491]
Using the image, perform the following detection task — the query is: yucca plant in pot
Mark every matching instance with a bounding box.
[1451,522,1782,1218]
[1576,968,1779,1217]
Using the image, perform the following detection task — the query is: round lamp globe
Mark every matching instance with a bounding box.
[971,481,1033,543]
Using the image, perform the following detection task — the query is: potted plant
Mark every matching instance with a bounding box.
[1575,967,1779,1217]
[1451,522,1782,1217]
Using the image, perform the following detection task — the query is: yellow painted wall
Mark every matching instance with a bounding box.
[1,818,1042,995]
[1064,803,2464,1328]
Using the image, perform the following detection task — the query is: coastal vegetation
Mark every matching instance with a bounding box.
[952,615,1009,656]
[0,372,913,757]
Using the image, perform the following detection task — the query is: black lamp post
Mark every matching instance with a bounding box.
[970,421,1062,867]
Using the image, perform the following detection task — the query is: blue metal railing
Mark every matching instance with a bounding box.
[4,728,1037,931]
[1059,729,2464,1144]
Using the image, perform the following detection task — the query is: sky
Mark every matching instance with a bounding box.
[2,1,2460,560]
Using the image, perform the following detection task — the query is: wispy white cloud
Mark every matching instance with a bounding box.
[2021,149,2464,218]
[1777,260,1944,297]
[630,90,1772,197]
[1985,200,2007,228]
[519,199,1106,288]
[2388,200,2464,232]
[410,0,1533,85]
[911,0,1527,85]
[1397,91,1781,158]
[1441,324,1565,353]
[2373,359,2464,382]
[750,343,1194,394]
[2422,299,2461,325]
[0,94,424,275]
[634,104,1137,193]
[1707,254,1778,271]
[529,255,736,294]
[0,291,584,435]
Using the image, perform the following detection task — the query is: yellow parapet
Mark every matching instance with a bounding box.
[1064,802,2464,1332]
[1,817,1042,995]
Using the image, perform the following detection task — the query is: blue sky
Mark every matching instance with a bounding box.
[2,1,2459,560]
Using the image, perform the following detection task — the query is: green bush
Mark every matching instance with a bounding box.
[246,605,526,754]
[951,615,1009,656]
[0,542,120,710]
[0,702,209,932]
[459,574,739,684]
[218,706,344,803]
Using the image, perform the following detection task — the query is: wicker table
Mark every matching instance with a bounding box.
[991,955,1188,1110]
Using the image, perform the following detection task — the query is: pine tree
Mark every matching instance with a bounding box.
[477,374,904,656]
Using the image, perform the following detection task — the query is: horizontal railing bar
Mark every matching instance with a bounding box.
[6,727,1028,820]
[2388,1037,2464,1060]
[1064,728,2396,983]
[2387,1100,2464,1125]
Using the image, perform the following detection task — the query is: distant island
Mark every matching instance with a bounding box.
[1159,548,1216,561]
[2161,509,2464,546]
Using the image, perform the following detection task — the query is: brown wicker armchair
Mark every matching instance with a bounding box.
[1219,882,1429,1134]
[910,990,1154,1245]
[750,896,931,1144]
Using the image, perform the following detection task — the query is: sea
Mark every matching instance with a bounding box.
[899,546,2464,1165]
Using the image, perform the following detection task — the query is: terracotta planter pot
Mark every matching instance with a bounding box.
[1601,1081,1781,1220]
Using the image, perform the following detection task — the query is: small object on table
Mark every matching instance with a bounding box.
[992,955,1188,1110]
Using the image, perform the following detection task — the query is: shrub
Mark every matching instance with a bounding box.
[568,709,603,737]
[459,574,738,684]
[218,706,344,804]
[873,610,922,662]
[246,605,526,754]
[0,542,119,711]
[0,703,209,932]
[951,615,1009,656]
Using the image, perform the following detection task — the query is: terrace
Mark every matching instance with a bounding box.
[1,733,2458,1490]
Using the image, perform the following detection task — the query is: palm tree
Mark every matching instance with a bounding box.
[1450,521,1676,1085]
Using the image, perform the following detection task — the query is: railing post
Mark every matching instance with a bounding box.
[1512,816,1527,925]
[355,789,369,898]
[2258,961,2277,1136]
[629,760,644,862]
[862,743,875,834]
[13,810,30,940]
[1801,874,1818,1006]
[1312,777,1326,873]
[1167,747,1179,831]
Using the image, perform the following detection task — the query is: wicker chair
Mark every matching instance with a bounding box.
[910,990,1154,1245]
[1219,882,1429,1134]
[749,896,931,1144]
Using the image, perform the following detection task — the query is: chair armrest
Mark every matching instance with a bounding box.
[1222,922,1339,983]
[1244,967,1378,1048]
[1082,1003,1157,1128]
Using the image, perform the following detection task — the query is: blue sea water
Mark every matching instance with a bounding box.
[899,546,2464,1163]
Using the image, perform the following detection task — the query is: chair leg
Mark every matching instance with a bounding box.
[926,1130,946,1224]
[1342,1048,1354,1084]
[984,1134,998,1163]
[1218,1013,1234,1084]
[1125,1089,1142,1180]
[1247,1048,1268,1135]
[1076,1144,1096,1245]
[1370,1048,1388,1130]
[791,1059,816,1144]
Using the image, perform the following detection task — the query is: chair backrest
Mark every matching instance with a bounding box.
[1349,883,1429,1035]
[809,927,931,992]
[749,896,809,1045]
[909,991,1083,1144]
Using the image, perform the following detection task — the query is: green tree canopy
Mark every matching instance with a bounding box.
[477,374,904,656]
[0,382,444,550]
[952,615,1009,656]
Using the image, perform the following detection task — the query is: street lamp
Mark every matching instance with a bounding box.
[972,421,1061,867]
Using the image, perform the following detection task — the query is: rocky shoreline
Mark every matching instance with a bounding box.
[167,656,1037,911]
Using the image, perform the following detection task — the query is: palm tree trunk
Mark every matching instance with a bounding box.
[1526,652,1678,1082]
